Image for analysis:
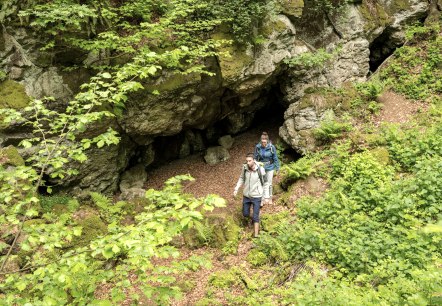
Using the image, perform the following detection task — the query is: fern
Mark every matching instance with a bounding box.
[90,192,126,223]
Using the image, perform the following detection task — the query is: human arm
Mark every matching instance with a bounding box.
[233,168,244,197]
[272,144,280,172]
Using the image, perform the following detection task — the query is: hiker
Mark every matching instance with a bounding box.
[254,132,280,205]
[233,153,269,238]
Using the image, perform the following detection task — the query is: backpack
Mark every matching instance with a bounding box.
[242,164,267,186]
[255,143,275,162]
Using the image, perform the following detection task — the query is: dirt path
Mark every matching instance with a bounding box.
[143,121,285,304]
[374,91,428,126]
[145,121,282,211]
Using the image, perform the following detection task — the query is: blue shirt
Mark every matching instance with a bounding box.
[254,143,280,171]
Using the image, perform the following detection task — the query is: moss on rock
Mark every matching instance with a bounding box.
[72,209,107,247]
[144,72,201,94]
[0,145,24,167]
[208,268,241,288]
[0,80,30,109]
[0,255,20,272]
[260,18,289,38]
[279,0,304,17]
[212,32,253,85]
[359,0,393,33]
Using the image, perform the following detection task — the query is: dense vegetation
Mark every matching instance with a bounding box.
[0,0,441,304]
[200,20,442,305]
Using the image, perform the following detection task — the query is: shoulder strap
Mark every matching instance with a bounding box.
[257,165,266,186]
[244,164,266,186]
[255,145,261,161]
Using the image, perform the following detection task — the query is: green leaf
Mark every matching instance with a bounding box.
[58,274,66,283]
[112,244,120,254]
[20,140,33,148]
[102,72,112,79]
[102,247,114,259]
[16,281,27,291]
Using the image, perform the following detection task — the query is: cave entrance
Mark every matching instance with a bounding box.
[369,27,404,72]
[134,82,301,177]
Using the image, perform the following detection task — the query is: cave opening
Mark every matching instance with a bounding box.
[369,27,403,72]
[128,81,301,178]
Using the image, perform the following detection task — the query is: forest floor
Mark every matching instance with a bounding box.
[134,90,427,305]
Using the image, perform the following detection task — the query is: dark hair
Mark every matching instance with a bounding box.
[261,132,269,140]
[246,153,254,159]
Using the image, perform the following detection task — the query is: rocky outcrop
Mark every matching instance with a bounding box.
[279,0,429,153]
[0,0,432,191]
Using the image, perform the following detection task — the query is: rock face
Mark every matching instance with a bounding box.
[279,0,430,153]
[0,0,432,192]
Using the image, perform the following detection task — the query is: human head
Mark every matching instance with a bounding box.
[246,153,255,167]
[260,132,268,147]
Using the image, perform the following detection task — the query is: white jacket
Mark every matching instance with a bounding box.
[234,162,269,199]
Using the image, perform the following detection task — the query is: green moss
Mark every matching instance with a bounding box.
[72,212,107,247]
[212,32,253,84]
[260,18,288,38]
[369,147,390,165]
[0,80,30,109]
[39,195,76,214]
[145,72,200,93]
[359,0,393,33]
[277,190,292,206]
[0,255,20,272]
[23,219,46,228]
[279,0,304,17]
[272,183,284,195]
[246,249,268,267]
[388,0,411,14]
[0,146,24,166]
[298,88,347,113]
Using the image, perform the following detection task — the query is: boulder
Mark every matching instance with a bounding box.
[218,135,234,149]
[204,146,230,165]
[120,187,146,201]
[119,164,147,192]
[0,145,24,166]
[280,91,340,154]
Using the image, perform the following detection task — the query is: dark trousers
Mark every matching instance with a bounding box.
[242,196,261,223]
